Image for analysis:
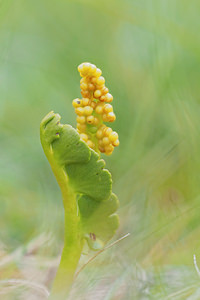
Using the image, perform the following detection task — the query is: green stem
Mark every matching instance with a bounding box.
[42,142,84,300]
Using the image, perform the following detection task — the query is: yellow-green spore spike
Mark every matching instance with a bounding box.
[72,62,119,155]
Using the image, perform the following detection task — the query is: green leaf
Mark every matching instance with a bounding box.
[65,151,112,202]
[78,193,119,250]
[40,111,91,165]
[40,111,119,250]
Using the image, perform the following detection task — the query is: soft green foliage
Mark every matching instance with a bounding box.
[66,152,112,202]
[40,111,119,250]
[78,193,119,249]
[41,111,90,164]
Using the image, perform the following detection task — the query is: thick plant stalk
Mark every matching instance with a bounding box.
[49,209,83,299]
[41,130,83,300]
[48,187,83,300]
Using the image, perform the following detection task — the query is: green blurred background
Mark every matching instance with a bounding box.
[1,0,200,299]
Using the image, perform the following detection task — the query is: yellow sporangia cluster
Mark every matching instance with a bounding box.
[72,62,119,155]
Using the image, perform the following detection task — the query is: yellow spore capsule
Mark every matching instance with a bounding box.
[102,87,109,95]
[84,106,93,116]
[81,90,90,98]
[72,98,82,108]
[96,76,105,86]
[107,112,116,122]
[96,129,103,139]
[80,78,86,84]
[77,123,86,132]
[91,77,97,84]
[112,139,119,147]
[89,64,96,75]
[80,82,88,91]
[75,107,84,116]
[95,104,104,114]
[105,93,113,103]
[102,137,110,146]
[105,144,114,154]
[94,90,102,98]
[98,139,104,147]
[103,127,112,137]
[91,101,97,109]
[109,131,118,142]
[78,63,84,73]
[98,146,105,153]
[81,63,90,75]
[100,95,106,102]
[76,116,86,124]
[102,113,108,122]
[88,83,95,91]
[82,98,90,106]
[95,68,102,77]
[104,104,113,113]
[96,85,105,91]
[80,133,89,142]
[87,115,95,124]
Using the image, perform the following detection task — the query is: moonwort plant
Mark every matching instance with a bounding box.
[40,63,119,299]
